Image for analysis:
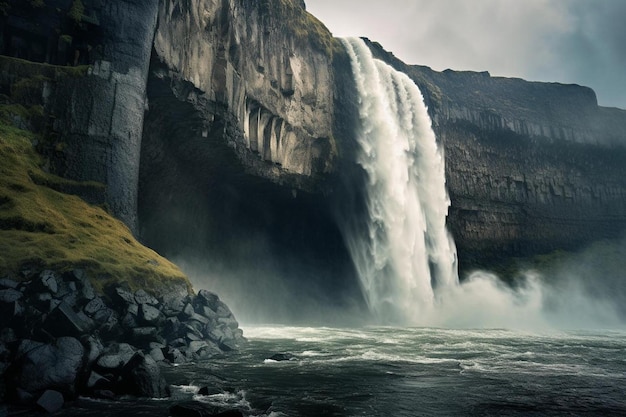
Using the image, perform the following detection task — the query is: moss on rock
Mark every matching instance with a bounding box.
[0,122,191,295]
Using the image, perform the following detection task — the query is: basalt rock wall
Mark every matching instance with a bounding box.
[366,40,626,269]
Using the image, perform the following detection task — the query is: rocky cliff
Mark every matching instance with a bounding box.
[2,0,626,284]
[365,40,626,269]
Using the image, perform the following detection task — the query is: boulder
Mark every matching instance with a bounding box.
[12,337,84,396]
[36,389,64,413]
[36,270,58,294]
[139,304,163,326]
[149,347,165,362]
[86,370,112,391]
[83,297,106,316]
[81,335,104,365]
[267,353,297,362]
[0,278,18,289]
[164,347,186,364]
[134,289,158,306]
[43,302,92,337]
[118,352,169,398]
[0,288,22,303]
[95,343,136,373]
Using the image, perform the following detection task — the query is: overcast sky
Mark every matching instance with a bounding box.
[306,0,626,109]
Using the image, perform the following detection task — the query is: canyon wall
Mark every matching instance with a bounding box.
[3,0,625,278]
[366,40,626,269]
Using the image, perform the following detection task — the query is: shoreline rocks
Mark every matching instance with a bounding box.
[0,268,246,412]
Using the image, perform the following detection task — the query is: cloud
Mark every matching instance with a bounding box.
[306,0,626,108]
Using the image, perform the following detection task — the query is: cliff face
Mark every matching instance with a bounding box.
[366,41,626,268]
[3,0,626,281]
[149,0,339,183]
[44,1,160,231]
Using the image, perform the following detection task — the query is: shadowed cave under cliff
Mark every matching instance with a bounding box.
[137,64,367,324]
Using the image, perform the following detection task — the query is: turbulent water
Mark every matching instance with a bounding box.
[58,326,626,417]
[340,37,458,324]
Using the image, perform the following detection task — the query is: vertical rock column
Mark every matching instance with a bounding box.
[51,1,159,231]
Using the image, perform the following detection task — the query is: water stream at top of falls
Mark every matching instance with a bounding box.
[341,37,458,324]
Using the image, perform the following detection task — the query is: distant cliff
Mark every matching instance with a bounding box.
[365,40,626,268]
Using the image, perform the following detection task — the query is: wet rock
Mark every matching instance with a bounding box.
[162,293,187,316]
[267,353,297,362]
[197,386,221,396]
[181,303,195,319]
[36,389,64,413]
[149,347,165,362]
[121,312,139,329]
[196,290,219,307]
[119,352,169,398]
[218,317,239,330]
[0,288,22,303]
[86,371,111,391]
[130,327,162,347]
[43,302,92,337]
[81,335,104,365]
[95,343,136,372]
[164,347,186,364]
[139,303,163,326]
[0,300,24,327]
[37,270,58,294]
[134,289,158,306]
[0,278,18,289]
[83,297,106,316]
[0,328,17,344]
[92,389,115,400]
[12,337,84,396]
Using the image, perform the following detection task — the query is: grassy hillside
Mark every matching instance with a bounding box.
[0,121,191,294]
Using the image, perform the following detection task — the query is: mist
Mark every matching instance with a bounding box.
[422,236,626,331]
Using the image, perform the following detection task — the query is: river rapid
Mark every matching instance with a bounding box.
[56,325,626,417]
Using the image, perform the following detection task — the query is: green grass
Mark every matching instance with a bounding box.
[0,122,191,295]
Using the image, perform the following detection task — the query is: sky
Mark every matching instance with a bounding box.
[305,0,626,109]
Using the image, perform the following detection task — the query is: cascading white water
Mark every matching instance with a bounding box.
[341,37,458,324]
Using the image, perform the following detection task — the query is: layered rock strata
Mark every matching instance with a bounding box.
[365,40,626,269]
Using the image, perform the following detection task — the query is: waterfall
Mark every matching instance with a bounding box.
[341,37,458,324]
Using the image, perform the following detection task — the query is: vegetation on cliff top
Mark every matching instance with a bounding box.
[259,0,342,57]
[0,122,190,294]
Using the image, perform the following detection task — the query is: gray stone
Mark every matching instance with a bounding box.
[14,337,84,395]
[43,302,91,337]
[164,347,186,364]
[82,335,104,365]
[0,327,17,343]
[181,303,194,318]
[122,312,139,329]
[36,390,64,413]
[119,352,169,398]
[84,297,106,316]
[96,343,136,372]
[0,278,18,289]
[149,347,165,362]
[0,289,22,303]
[196,290,219,307]
[189,313,210,325]
[113,287,137,306]
[218,316,239,330]
[87,371,111,390]
[139,303,163,325]
[134,289,158,305]
[130,327,160,345]
[38,270,58,294]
